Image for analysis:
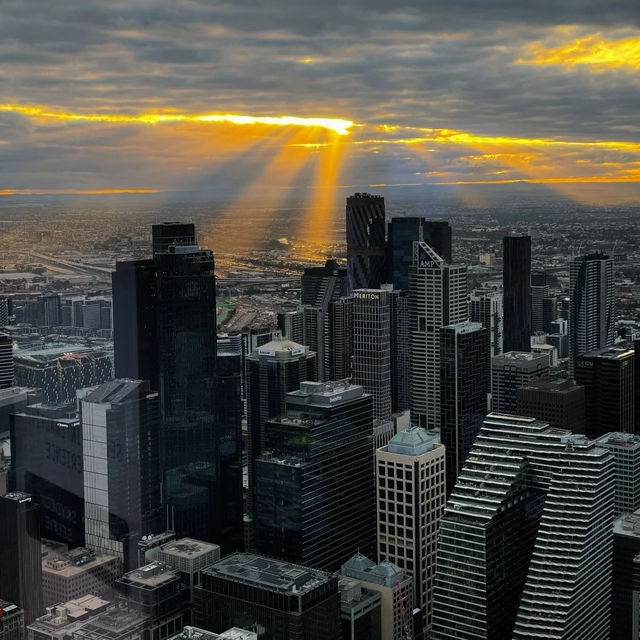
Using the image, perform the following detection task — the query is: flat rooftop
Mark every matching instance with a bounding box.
[204,553,333,595]
[14,342,109,363]
[519,377,581,394]
[121,561,178,587]
[582,344,635,361]
[493,351,550,364]
[159,538,220,559]
[43,548,118,577]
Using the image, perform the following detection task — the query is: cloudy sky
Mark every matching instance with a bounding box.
[1,0,640,203]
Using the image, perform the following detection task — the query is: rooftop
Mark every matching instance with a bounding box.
[248,339,311,359]
[614,510,640,538]
[519,376,582,394]
[171,627,257,640]
[341,553,407,588]
[581,344,635,361]
[43,548,118,577]
[204,553,334,595]
[158,538,220,559]
[442,320,484,335]
[596,432,640,449]
[82,379,153,405]
[287,379,366,407]
[14,342,110,363]
[493,351,550,364]
[121,561,178,587]
[386,426,440,456]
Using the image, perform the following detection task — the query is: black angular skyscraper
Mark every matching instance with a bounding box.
[387,217,452,290]
[0,492,43,625]
[346,193,386,291]
[112,223,242,550]
[503,235,531,352]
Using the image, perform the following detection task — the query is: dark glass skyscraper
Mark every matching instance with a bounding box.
[439,321,490,494]
[0,492,43,625]
[10,403,84,547]
[387,217,452,290]
[503,235,531,352]
[346,193,386,291]
[255,381,375,571]
[574,344,635,439]
[112,259,158,385]
[245,340,316,515]
[111,223,242,549]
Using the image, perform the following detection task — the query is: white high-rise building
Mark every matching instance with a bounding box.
[376,426,445,636]
[569,252,615,375]
[409,242,467,429]
[469,288,503,356]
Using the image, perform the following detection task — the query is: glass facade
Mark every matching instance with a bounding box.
[195,553,341,640]
[112,224,242,549]
[254,381,376,571]
[387,218,452,291]
[10,404,84,547]
[502,236,531,353]
[439,321,490,494]
[346,193,386,291]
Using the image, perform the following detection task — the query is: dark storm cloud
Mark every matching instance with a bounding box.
[1,0,640,189]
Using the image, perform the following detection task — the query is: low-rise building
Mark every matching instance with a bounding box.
[42,547,120,607]
[0,600,24,640]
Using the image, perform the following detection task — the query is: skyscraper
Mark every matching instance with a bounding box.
[595,432,640,516]
[329,296,353,380]
[376,427,445,636]
[112,259,158,385]
[151,221,196,255]
[387,217,452,290]
[529,271,548,333]
[300,259,349,381]
[569,252,615,374]
[81,379,163,570]
[439,321,490,493]
[0,492,43,625]
[516,376,586,433]
[346,193,386,291]
[10,403,84,547]
[491,351,549,414]
[575,344,635,438]
[409,241,467,429]
[112,223,242,548]
[432,414,615,640]
[255,381,375,570]
[277,310,304,344]
[0,334,13,389]
[352,289,392,420]
[214,337,244,552]
[245,340,315,515]
[469,288,503,356]
[503,235,531,352]
[612,511,640,640]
